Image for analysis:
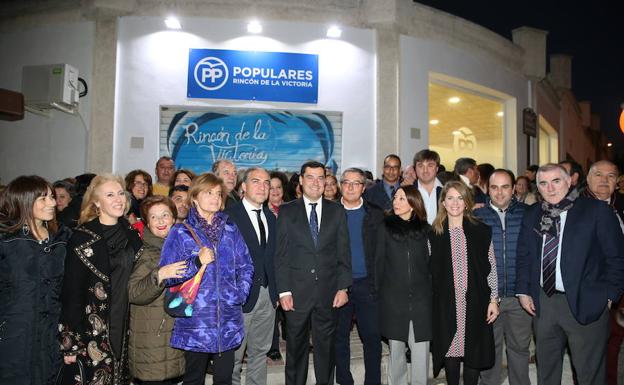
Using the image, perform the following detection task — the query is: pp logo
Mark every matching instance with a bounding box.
[194,57,229,91]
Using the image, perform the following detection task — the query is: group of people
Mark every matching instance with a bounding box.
[0,150,623,385]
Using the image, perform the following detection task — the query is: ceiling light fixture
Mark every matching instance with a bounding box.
[607,142,613,147]
[429,119,439,125]
[448,96,460,104]
[247,21,263,34]
[164,17,181,30]
[327,26,342,38]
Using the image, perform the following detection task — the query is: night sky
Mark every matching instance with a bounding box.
[416,0,624,165]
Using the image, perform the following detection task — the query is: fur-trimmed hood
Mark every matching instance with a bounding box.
[383,214,429,240]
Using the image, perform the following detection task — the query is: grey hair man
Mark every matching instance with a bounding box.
[212,159,239,208]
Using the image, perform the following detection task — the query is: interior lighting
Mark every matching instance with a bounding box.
[619,106,624,134]
[607,142,613,147]
[247,21,263,34]
[452,130,461,135]
[327,26,342,38]
[497,111,504,117]
[429,119,439,125]
[164,17,181,30]
[448,96,460,104]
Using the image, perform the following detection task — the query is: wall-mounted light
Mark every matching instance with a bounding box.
[164,17,181,30]
[497,111,504,117]
[448,96,460,104]
[247,21,263,34]
[327,26,342,38]
[429,119,439,125]
[607,142,613,147]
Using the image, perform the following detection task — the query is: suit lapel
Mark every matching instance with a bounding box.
[297,198,317,249]
[236,204,261,249]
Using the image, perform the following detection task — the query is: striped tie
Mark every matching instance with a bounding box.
[542,222,560,297]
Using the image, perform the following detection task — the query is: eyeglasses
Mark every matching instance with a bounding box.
[341,181,364,188]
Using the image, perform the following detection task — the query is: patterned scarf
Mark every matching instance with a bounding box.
[192,207,226,247]
[539,187,579,237]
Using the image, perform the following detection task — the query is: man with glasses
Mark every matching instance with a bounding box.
[334,168,384,385]
[364,154,402,210]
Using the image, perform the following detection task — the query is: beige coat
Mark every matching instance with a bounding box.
[128,229,185,381]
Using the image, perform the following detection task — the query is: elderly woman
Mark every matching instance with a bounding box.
[323,174,341,202]
[59,174,143,385]
[376,185,431,385]
[160,173,254,385]
[0,175,72,385]
[125,169,153,223]
[128,195,186,384]
[268,171,289,216]
[514,176,537,205]
[429,181,499,385]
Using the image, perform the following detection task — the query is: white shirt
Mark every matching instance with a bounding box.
[418,178,443,225]
[303,194,323,232]
[459,174,472,187]
[242,197,268,245]
[340,197,363,211]
[540,211,567,292]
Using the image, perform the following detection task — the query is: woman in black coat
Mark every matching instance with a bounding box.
[58,174,143,385]
[429,181,499,385]
[0,175,72,385]
[375,185,431,385]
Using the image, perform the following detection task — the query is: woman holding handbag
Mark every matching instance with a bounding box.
[0,175,72,385]
[58,174,143,385]
[128,195,187,385]
[160,173,254,385]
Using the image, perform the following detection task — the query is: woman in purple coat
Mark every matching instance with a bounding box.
[160,173,253,385]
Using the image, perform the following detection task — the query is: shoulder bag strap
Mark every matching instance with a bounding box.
[182,222,203,247]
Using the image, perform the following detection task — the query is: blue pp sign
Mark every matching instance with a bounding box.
[187,49,319,104]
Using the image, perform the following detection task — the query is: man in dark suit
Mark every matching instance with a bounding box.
[413,149,443,224]
[226,167,278,385]
[363,154,401,210]
[275,160,352,385]
[516,163,624,385]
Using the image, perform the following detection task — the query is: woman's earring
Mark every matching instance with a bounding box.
[22,223,30,235]
[95,205,101,216]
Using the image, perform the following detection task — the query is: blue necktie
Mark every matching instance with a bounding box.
[309,203,319,247]
[542,222,560,297]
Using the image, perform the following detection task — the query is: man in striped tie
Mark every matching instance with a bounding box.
[515,163,624,385]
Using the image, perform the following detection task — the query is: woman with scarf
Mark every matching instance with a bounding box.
[429,181,499,385]
[160,173,254,385]
[59,174,143,385]
[0,175,72,385]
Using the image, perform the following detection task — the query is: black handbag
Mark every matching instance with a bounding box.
[55,357,87,385]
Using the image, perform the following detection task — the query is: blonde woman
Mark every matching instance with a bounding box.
[59,174,143,385]
[429,181,499,385]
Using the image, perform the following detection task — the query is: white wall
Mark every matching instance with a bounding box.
[114,16,376,176]
[0,21,94,184]
[399,35,529,174]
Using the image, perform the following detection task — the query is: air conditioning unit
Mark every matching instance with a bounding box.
[22,63,79,115]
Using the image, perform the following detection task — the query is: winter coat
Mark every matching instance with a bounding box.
[375,214,432,343]
[128,229,185,381]
[429,218,495,376]
[58,218,143,385]
[160,208,254,353]
[474,198,527,297]
[0,224,71,385]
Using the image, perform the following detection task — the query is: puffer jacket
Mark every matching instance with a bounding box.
[474,198,526,297]
[128,229,185,381]
[0,224,72,385]
[160,208,254,353]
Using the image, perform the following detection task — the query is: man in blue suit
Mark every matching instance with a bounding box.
[516,163,624,385]
[363,154,401,210]
[226,167,278,385]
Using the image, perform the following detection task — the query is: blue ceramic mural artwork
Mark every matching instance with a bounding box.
[162,108,341,174]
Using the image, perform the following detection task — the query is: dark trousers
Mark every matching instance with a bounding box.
[444,357,479,385]
[335,277,382,385]
[183,349,235,385]
[535,290,609,385]
[607,308,624,385]
[284,298,337,385]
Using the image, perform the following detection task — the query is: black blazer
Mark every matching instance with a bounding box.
[225,202,278,312]
[516,197,624,324]
[364,181,392,211]
[275,198,352,309]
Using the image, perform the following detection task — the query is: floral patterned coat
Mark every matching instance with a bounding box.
[58,218,143,385]
[160,209,254,353]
